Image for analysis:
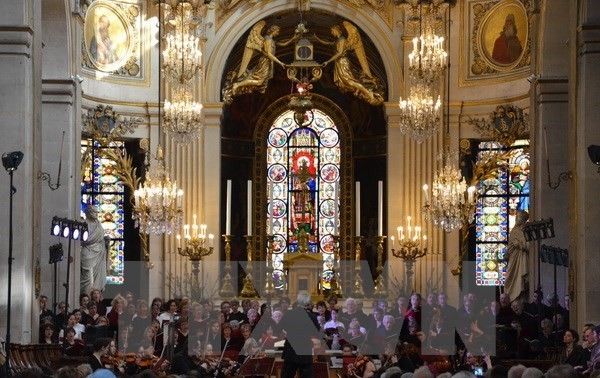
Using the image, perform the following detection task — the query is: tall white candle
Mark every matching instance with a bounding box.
[226,180,232,235]
[378,181,383,236]
[247,180,252,236]
[355,182,361,236]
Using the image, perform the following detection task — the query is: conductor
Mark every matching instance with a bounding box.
[280,291,321,378]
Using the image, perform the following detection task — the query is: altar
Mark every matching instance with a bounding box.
[283,252,324,301]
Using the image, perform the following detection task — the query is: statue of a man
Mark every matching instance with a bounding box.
[80,205,108,295]
[504,211,529,301]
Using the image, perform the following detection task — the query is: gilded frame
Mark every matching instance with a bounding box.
[460,0,532,86]
[82,0,149,84]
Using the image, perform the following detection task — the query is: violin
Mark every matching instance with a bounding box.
[348,355,372,377]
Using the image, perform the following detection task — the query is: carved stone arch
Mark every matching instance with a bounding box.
[252,93,354,293]
[205,0,401,104]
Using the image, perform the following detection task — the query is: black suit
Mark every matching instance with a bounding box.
[89,355,104,372]
[280,306,320,378]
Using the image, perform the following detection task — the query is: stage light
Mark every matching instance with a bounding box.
[2,151,24,172]
[72,226,80,240]
[82,228,89,242]
[62,224,70,238]
[51,217,61,237]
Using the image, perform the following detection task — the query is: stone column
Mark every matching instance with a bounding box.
[571,0,600,327]
[0,0,42,344]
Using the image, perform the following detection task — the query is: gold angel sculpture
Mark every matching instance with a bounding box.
[222,21,297,104]
[316,21,384,106]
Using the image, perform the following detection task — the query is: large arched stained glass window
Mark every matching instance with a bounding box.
[267,109,341,290]
[475,139,530,286]
[81,140,125,284]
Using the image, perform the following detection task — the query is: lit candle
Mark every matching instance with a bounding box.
[226,180,232,235]
[176,234,181,249]
[467,186,476,204]
[397,226,401,240]
[184,224,190,238]
[134,190,140,206]
[412,37,418,53]
[422,184,429,203]
[391,235,395,249]
[378,181,383,236]
[177,189,183,208]
[407,216,412,239]
[192,214,198,238]
[208,234,214,248]
[355,182,361,236]
[247,180,252,236]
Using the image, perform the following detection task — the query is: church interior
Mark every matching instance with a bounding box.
[1,0,600,376]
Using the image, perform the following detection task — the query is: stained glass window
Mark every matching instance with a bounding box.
[267,110,341,290]
[475,140,529,286]
[81,140,125,284]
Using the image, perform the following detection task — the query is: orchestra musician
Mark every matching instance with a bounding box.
[89,338,112,371]
[347,353,377,378]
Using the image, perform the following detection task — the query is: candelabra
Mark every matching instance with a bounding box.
[352,236,365,298]
[329,236,343,298]
[372,236,387,298]
[240,235,259,297]
[263,236,276,297]
[177,217,214,296]
[219,235,235,298]
[391,217,427,292]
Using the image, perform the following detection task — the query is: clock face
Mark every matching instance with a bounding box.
[296,45,312,60]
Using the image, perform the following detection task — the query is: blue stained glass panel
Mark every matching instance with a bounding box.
[81,140,125,285]
[475,140,529,286]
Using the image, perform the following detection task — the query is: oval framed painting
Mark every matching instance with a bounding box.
[84,1,134,72]
[478,0,528,70]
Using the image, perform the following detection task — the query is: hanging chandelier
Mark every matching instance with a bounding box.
[406,0,447,84]
[164,86,204,144]
[162,30,202,83]
[134,146,184,235]
[422,164,476,233]
[398,83,442,143]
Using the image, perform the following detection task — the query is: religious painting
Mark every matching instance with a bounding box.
[82,0,147,81]
[479,1,528,69]
[460,0,532,85]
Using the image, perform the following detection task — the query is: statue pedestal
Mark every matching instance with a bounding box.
[283,252,323,302]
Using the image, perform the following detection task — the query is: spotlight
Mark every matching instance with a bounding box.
[2,151,24,172]
[51,217,61,237]
[82,228,89,242]
[62,224,70,238]
[72,226,80,240]
[588,145,600,169]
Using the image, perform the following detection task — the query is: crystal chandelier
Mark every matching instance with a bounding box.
[133,146,184,235]
[408,1,448,83]
[164,86,204,145]
[422,164,476,232]
[407,21,447,83]
[162,30,202,83]
[399,83,442,143]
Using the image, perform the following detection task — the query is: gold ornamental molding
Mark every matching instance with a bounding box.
[459,0,534,86]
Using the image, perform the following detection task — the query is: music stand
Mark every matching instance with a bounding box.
[236,356,275,377]
[522,218,555,292]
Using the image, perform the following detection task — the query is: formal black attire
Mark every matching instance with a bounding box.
[88,355,104,372]
[279,306,320,378]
